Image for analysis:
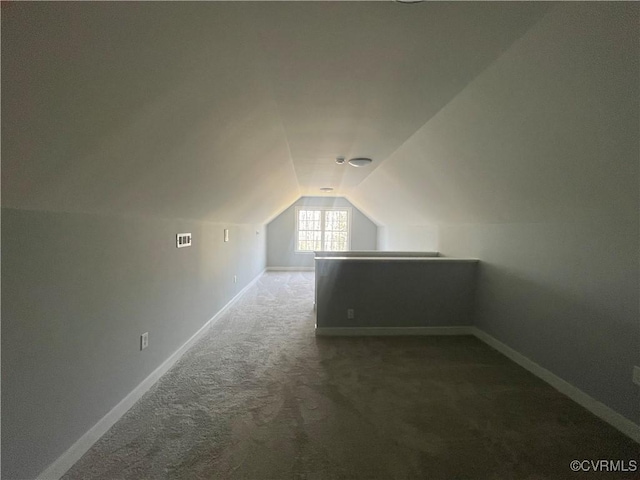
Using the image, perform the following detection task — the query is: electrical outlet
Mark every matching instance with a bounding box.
[233,275,237,284]
[224,229,229,242]
[633,366,640,386]
[141,332,149,350]
[347,308,355,319]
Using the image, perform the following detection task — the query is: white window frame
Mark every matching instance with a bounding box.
[294,206,352,253]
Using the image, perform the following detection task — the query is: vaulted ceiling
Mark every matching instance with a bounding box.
[3,2,635,227]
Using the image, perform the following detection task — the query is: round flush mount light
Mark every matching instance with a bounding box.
[320,187,334,192]
[335,156,345,165]
[348,157,373,167]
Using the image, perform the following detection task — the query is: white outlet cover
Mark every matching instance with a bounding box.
[176,233,192,248]
[633,366,640,386]
[141,332,149,350]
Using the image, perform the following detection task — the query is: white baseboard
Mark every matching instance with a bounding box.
[471,327,640,444]
[315,326,475,336]
[36,271,265,480]
[267,266,315,271]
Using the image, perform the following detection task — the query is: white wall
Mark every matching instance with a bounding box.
[3,7,284,477]
[354,3,639,425]
[377,225,439,252]
[438,3,639,425]
[2,209,266,479]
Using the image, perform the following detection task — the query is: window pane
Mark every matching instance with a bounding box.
[298,209,320,251]
[324,232,347,251]
[312,231,321,251]
[325,211,335,230]
[300,210,321,226]
[322,210,348,251]
[298,208,348,251]
[324,211,348,232]
[324,232,335,250]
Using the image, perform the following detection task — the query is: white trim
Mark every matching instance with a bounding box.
[266,266,315,271]
[315,257,478,262]
[471,327,640,444]
[36,270,266,480]
[315,326,475,336]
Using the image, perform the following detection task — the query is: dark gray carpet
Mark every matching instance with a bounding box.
[63,271,639,480]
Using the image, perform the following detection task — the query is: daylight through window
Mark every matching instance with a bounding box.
[296,207,350,252]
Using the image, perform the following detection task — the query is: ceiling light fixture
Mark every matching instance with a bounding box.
[335,156,345,165]
[348,157,373,167]
[320,187,334,192]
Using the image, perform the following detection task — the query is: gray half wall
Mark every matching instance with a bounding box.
[1,208,267,480]
[266,197,377,269]
[315,258,478,329]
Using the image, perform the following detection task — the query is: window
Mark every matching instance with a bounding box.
[295,207,351,252]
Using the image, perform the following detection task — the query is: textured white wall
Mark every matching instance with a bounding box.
[377,225,439,252]
[356,3,640,425]
[2,209,267,479]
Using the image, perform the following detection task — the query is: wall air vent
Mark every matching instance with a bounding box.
[176,233,192,248]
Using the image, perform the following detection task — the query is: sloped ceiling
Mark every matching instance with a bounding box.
[349,2,639,227]
[2,1,552,224]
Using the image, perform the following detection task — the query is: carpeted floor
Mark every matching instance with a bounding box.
[63,271,639,480]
